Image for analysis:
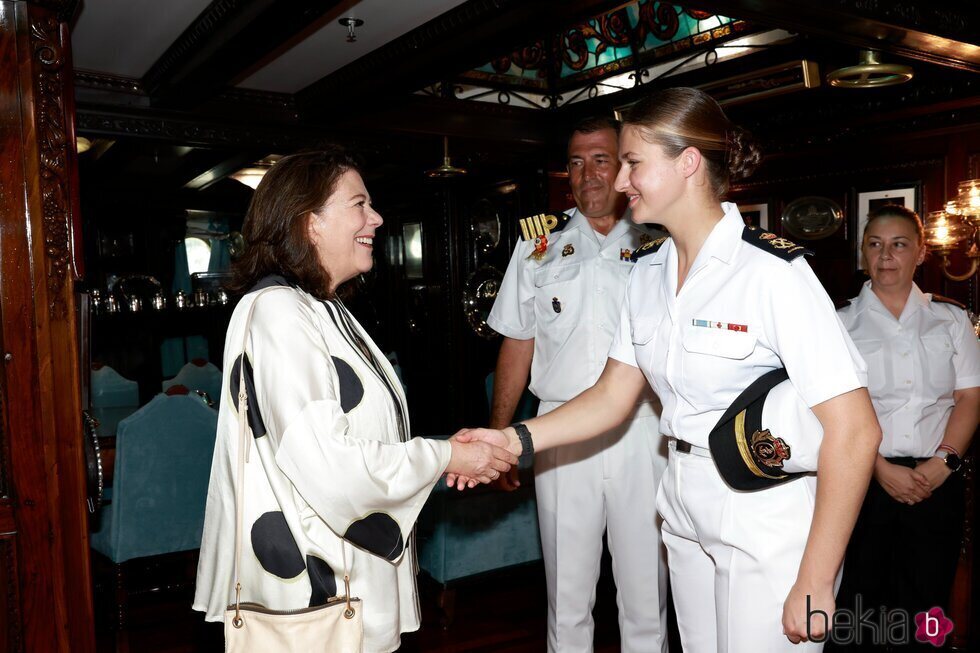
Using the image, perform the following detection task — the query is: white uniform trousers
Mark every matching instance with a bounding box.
[657,440,829,653]
[535,401,668,653]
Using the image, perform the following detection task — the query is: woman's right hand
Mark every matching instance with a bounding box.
[445,431,518,488]
[874,458,931,505]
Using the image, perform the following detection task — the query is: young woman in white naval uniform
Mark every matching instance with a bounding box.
[451,87,882,652]
[835,205,980,651]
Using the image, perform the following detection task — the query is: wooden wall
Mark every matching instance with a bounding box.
[728,123,980,313]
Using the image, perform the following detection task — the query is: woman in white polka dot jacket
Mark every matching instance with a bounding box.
[193,149,516,653]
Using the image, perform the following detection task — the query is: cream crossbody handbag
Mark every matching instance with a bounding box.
[224,288,364,652]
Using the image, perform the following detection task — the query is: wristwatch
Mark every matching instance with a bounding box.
[934,450,963,473]
[511,423,535,470]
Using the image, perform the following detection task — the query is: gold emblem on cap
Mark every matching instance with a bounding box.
[750,429,791,469]
[734,411,789,480]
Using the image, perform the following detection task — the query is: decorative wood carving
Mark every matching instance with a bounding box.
[3,3,95,650]
[831,0,971,40]
[76,70,299,113]
[216,87,296,111]
[74,70,142,94]
[29,12,71,318]
[75,107,309,149]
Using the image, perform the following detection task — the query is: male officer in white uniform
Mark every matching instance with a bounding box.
[487,116,668,653]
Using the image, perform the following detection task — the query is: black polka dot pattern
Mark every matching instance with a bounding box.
[250,511,305,579]
[344,513,403,561]
[231,353,266,438]
[306,555,337,607]
[331,357,364,413]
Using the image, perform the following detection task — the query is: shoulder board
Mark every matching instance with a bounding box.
[834,299,852,311]
[741,226,812,261]
[518,212,570,241]
[931,294,966,310]
[630,236,669,262]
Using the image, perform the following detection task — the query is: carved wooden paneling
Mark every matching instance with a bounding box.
[25,4,94,651]
[0,2,93,651]
[29,11,71,318]
[0,3,60,650]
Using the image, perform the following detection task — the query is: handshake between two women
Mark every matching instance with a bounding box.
[444,427,518,489]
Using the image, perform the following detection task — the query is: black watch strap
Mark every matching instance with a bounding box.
[511,423,535,470]
[944,453,963,473]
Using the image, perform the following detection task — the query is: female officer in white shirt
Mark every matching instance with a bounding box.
[835,204,980,645]
[451,87,882,652]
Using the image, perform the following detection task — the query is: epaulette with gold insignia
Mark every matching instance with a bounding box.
[741,226,812,261]
[630,236,669,262]
[518,211,571,241]
[931,294,966,310]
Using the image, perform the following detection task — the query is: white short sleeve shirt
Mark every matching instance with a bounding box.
[608,202,867,448]
[837,282,980,457]
[488,208,661,404]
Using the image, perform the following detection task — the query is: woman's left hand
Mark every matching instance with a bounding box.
[914,456,952,492]
[783,580,834,644]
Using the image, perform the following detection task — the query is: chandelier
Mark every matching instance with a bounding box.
[923,179,980,281]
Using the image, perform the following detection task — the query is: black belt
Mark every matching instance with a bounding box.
[674,439,711,456]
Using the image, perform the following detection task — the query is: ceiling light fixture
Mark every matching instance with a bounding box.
[339,17,363,43]
[230,155,281,190]
[426,136,467,179]
[826,50,913,88]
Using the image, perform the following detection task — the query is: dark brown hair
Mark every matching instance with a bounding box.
[622,87,761,197]
[568,115,622,150]
[865,203,925,244]
[229,148,361,300]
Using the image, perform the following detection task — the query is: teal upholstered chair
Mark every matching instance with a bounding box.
[162,359,222,406]
[91,392,217,561]
[90,365,140,438]
[417,374,541,624]
[90,393,218,628]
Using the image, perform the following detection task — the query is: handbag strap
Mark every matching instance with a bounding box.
[231,287,354,627]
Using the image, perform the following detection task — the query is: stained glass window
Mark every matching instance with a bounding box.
[461,1,748,93]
